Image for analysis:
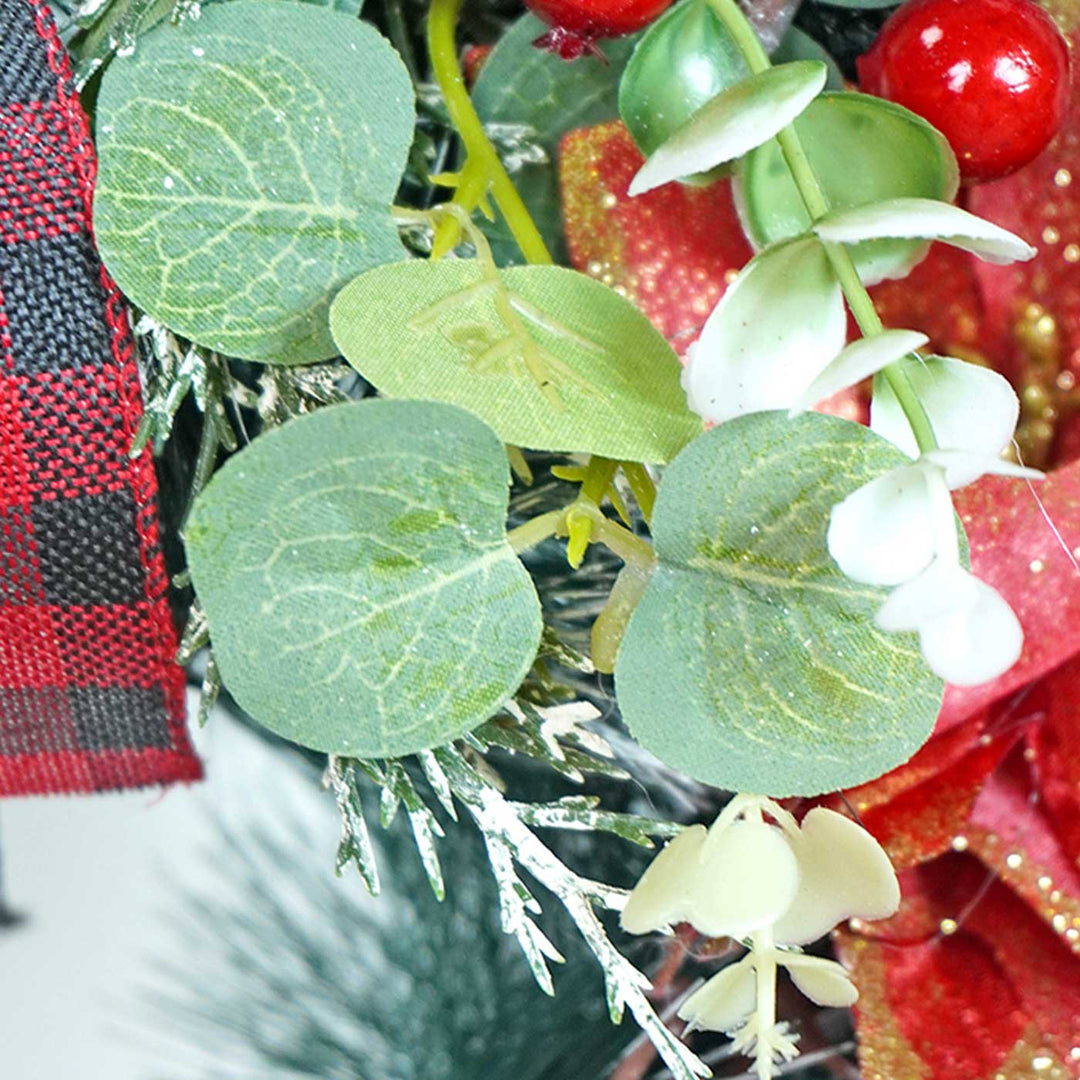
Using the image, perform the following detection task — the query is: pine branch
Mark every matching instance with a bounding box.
[175,606,222,728]
[473,700,631,784]
[433,746,710,1080]
[508,796,682,848]
[379,759,447,900]
[326,700,709,1080]
[326,756,381,895]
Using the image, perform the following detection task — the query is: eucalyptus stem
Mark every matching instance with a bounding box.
[426,0,652,571]
[508,508,565,554]
[585,511,655,571]
[426,0,552,264]
[705,0,938,455]
[565,456,618,567]
[620,461,656,526]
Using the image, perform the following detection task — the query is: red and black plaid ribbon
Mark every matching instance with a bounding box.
[0,0,200,794]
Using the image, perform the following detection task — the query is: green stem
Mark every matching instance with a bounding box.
[506,445,534,485]
[707,0,769,72]
[427,0,654,571]
[587,512,655,571]
[427,0,552,264]
[507,508,565,555]
[705,0,937,455]
[620,462,656,527]
[821,241,938,453]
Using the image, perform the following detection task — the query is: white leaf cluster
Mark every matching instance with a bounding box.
[830,355,1042,684]
[621,795,900,1079]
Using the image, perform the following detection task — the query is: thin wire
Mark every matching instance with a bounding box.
[836,791,866,828]
[1013,438,1080,575]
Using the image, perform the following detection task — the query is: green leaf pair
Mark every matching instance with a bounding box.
[615,412,942,797]
[739,93,960,284]
[618,1,961,286]
[187,399,944,796]
[635,81,959,283]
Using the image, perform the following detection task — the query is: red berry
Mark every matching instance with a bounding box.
[857,0,1071,182]
[527,0,675,59]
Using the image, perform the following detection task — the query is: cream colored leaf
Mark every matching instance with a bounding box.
[620,825,708,935]
[678,956,757,1033]
[691,820,800,939]
[782,954,859,1008]
[771,808,899,945]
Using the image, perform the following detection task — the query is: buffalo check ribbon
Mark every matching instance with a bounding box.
[0,0,201,794]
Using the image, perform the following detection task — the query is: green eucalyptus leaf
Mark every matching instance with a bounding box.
[771,26,844,89]
[471,14,638,265]
[614,411,942,797]
[93,2,414,364]
[619,0,750,172]
[736,92,959,285]
[330,259,700,462]
[185,400,542,757]
[629,61,828,196]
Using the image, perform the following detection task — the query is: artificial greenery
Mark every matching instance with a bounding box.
[329,244,699,461]
[62,0,1043,1074]
[738,91,959,283]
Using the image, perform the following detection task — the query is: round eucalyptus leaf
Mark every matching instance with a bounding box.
[330,259,701,463]
[614,411,943,797]
[618,0,750,174]
[94,2,414,364]
[185,400,542,757]
[735,92,959,285]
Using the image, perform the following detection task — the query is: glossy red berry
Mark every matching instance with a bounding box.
[857,0,1071,182]
[527,0,675,59]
